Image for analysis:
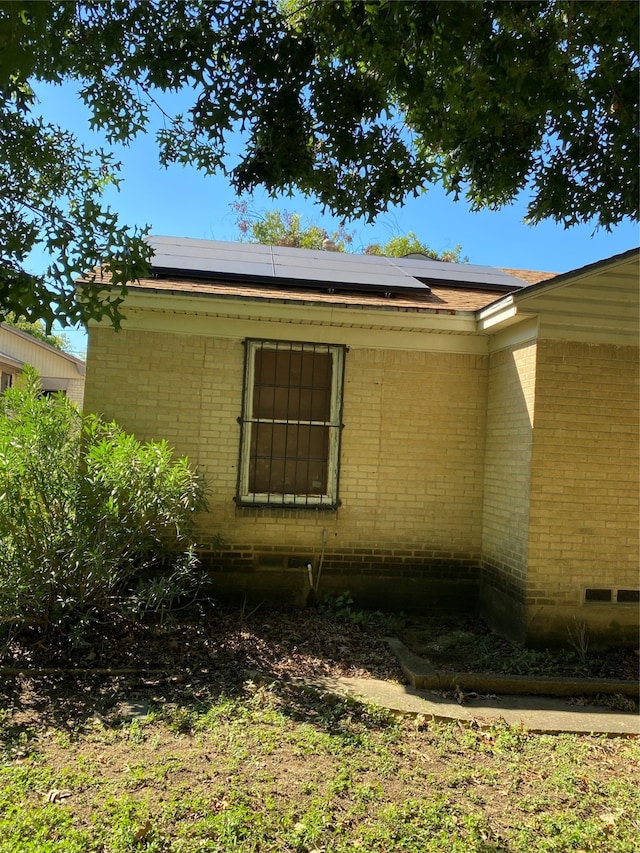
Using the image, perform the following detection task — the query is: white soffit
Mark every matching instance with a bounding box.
[112,306,488,354]
[117,289,479,336]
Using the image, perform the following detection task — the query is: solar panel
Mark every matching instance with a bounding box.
[147,236,525,294]
[148,237,275,278]
[392,256,524,288]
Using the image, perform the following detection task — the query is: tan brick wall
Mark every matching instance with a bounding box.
[85,319,639,642]
[338,348,487,556]
[66,378,85,408]
[84,327,243,544]
[481,342,537,586]
[85,325,488,609]
[524,340,639,644]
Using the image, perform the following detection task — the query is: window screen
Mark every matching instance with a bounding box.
[237,340,344,507]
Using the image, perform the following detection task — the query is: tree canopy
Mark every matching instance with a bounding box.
[233,203,465,262]
[2,313,71,352]
[1,0,637,328]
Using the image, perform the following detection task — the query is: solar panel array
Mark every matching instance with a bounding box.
[147,236,525,295]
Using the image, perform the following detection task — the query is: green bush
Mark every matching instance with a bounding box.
[0,367,207,636]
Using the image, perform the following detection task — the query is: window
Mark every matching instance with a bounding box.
[237,340,345,507]
[0,372,13,392]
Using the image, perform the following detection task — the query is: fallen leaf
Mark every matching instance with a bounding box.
[44,789,72,804]
[599,810,623,826]
[133,821,152,842]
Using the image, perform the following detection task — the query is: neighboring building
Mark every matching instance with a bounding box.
[0,323,85,406]
[83,238,639,647]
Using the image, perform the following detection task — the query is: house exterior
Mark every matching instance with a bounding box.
[83,238,639,647]
[0,323,85,406]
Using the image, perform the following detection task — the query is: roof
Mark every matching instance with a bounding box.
[498,268,559,286]
[0,324,86,373]
[102,235,548,315]
[86,236,638,345]
[478,247,639,344]
[149,236,529,293]
[129,273,516,313]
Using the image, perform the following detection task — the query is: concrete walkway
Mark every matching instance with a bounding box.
[306,675,639,736]
[302,639,640,736]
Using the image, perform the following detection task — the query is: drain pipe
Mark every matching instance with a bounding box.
[314,529,329,596]
[305,529,329,600]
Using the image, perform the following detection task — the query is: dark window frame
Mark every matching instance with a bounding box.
[236,339,345,508]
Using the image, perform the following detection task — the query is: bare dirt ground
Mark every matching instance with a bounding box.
[2,603,638,689]
[1,604,402,677]
[0,605,403,728]
[1,604,636,729]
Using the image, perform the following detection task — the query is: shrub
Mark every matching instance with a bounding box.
[0,367,207,636]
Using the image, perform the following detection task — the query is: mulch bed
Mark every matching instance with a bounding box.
[397,613,639,681]
[0,604,404,682]
[0,605,404,726]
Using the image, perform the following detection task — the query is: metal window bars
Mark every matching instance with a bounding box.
[237,340,344,507]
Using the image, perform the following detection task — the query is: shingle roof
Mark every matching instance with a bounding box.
[125,275,508,313]
[498,268,559,285]
[86,236,557,315]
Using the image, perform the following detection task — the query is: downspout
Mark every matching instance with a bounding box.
[306,528,329,600]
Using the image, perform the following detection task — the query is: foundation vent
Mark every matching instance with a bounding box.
[616,589,640,604]
[254,553,313,571]
[583,588,639,604]
[584,588,612,602]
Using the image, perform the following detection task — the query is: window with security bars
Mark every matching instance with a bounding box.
[237,340,345,507]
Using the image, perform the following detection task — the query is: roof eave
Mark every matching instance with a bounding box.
[0,323,86,372]
[99,284,481,335]
[476,294,523,331]
[510,246,640,306]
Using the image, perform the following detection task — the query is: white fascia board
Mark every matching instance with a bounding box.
[476,295,518,331]
[488,317,539,353]
[476,294,541,334]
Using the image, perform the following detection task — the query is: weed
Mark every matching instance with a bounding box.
[567,619,590,668]
[399,613,635,680]
[164,707,199,736]
[0,683,638,853]
[321,590,406,632]
[328,765,352,795]
[0,805,91,852]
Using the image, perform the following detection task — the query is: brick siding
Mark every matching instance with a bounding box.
[525,340,639,644]
[84,320,639,644]
[85,325,486,612]
[480,341,537,641]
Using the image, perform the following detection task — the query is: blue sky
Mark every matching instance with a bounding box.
[32,84,639,357]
